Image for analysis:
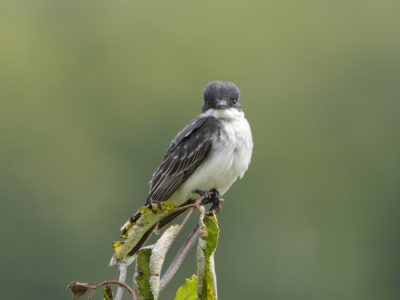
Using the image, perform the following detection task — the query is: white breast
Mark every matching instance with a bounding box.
[170,108,253,204]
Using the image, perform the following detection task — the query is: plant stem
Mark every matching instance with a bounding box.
[160,224,201,291]
[115,262,127,300]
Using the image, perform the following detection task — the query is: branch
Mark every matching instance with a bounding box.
[138,205,198,299]
[160,196,221,291]
[160,224,201,291]
[115,262,128,300]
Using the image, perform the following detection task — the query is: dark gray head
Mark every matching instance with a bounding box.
[202,81,241,112]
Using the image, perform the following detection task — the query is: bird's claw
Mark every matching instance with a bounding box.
[210,198,224,214]
[194,188,223,213]
[146,198,162,212]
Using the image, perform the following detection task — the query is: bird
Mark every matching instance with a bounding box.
[146,80,253,207]
[112,81,253,263]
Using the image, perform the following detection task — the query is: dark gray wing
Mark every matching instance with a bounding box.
[147,116,221,203]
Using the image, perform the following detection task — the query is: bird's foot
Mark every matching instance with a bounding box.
[194,188,220,204]
[146,198,163,212]
[211,197,224,214]
[194,188,223,214]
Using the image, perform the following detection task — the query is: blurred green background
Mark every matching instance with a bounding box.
[1,0,400,299]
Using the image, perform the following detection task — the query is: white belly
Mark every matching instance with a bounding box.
[170,109,253,204]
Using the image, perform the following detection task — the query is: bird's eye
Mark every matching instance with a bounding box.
[231,98,237,105]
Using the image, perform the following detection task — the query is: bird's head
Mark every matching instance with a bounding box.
[202,81,241,112]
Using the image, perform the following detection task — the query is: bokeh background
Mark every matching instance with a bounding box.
[1,0,400,299]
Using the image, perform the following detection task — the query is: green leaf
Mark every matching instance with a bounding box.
[149,225,181,299]
[174,275,198,300]
[197,211,219,300]
[110,201,177,265]
[103,285,113,300]
[134,247,154,300]
[133,225,182,300]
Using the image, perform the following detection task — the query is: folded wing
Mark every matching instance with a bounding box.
[148,116,221,203]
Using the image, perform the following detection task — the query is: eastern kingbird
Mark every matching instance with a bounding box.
[117,81,253,259]
[147,80,253,208]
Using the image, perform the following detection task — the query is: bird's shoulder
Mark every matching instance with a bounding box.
[168,115,221,152]
[147,116,221,203]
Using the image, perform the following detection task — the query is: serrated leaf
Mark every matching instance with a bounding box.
[174,275,198,300]
[103,285,113,300]
[197,211,219,300]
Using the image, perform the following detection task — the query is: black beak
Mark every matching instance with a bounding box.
[215,99,229,109]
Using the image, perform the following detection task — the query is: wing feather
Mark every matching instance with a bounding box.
[148,116,220,203]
